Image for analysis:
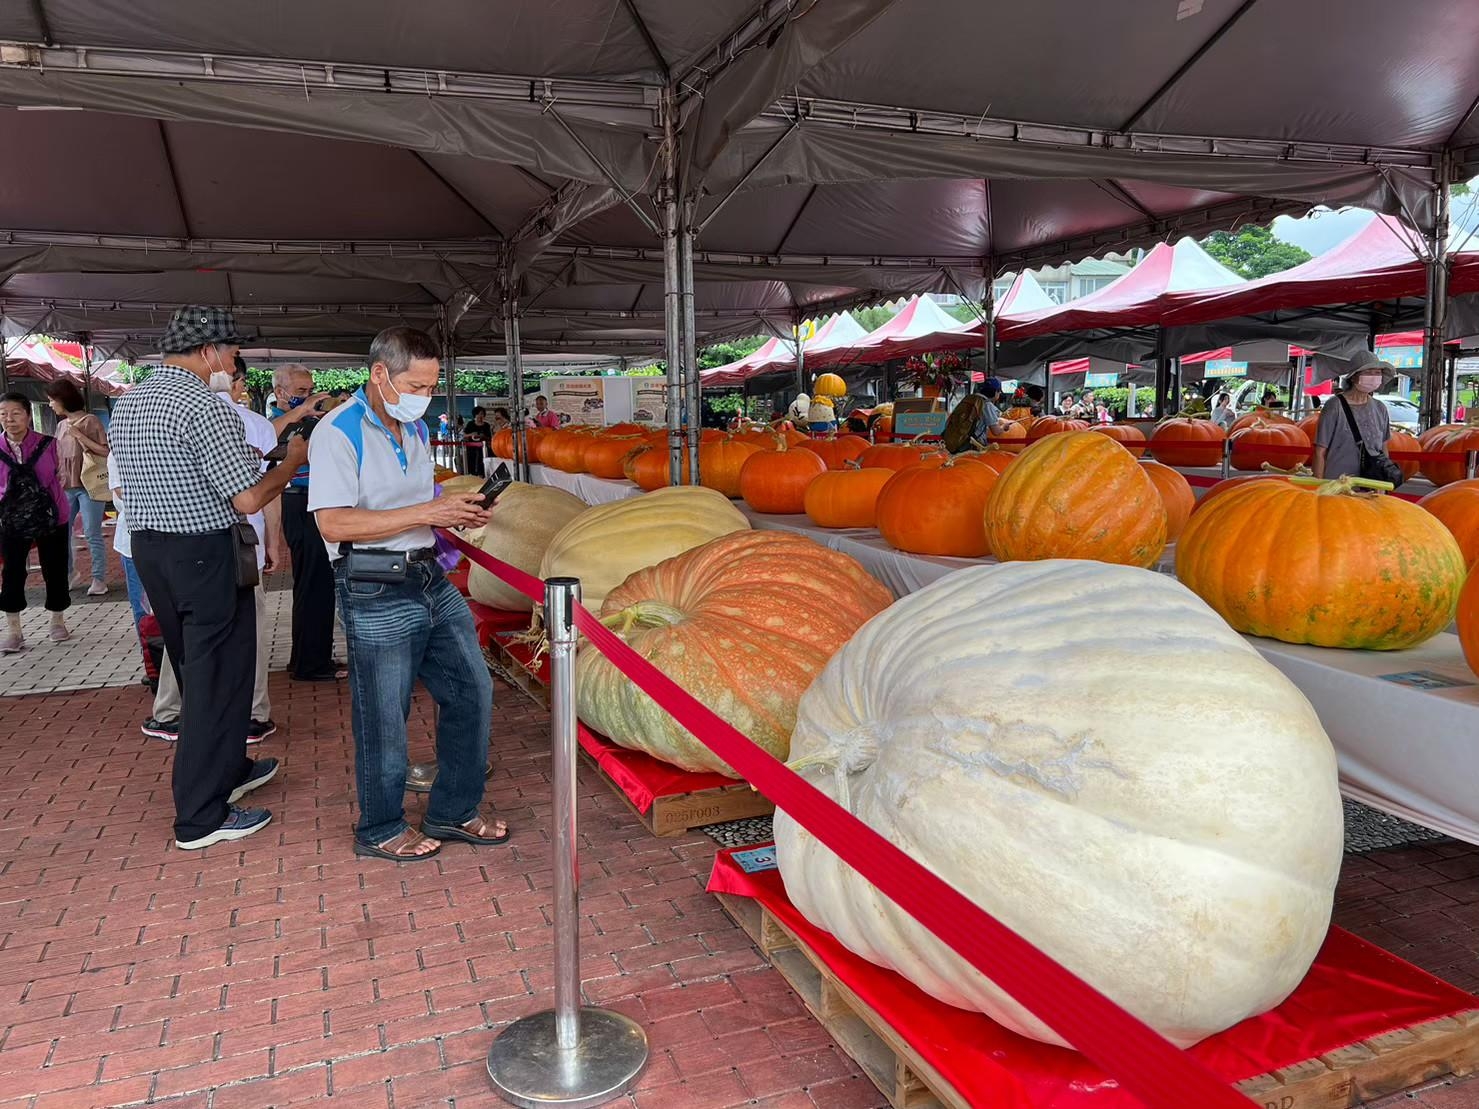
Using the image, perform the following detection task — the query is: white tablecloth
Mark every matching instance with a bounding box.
[739,505,1479,845]
[527,464,643,505]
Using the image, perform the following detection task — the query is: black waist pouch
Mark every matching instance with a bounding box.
[344,546,408,584]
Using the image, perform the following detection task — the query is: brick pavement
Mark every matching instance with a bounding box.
[2,664,1479,1107]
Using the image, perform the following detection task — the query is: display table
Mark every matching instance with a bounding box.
[525,462,642,505]
[708,846,1479,1109]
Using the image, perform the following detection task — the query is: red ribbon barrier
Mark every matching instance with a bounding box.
[439,529,1255,1107]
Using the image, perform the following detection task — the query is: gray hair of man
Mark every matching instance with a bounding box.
[272,363,314,394]
[369,326,441,379]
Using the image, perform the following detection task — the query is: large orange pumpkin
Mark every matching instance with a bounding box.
[1420,423,1466,450]
[1090,424,1148,458]
[1192,473,1293,515]
[623,444,689,490]
[1229,420,1312,471]
[798,434,870,471]
[1178,477,1466,649]
[1419,480,1479,568]
[857,442,946,472]
[604,422,645,437]
[804,467,894,529]
[1421,428,1479,487]
[739,437,827,514]
[876,458,999,558]
[1230,411,1297,434]
[698,436,762,498]
[962,449,1016,476]
[582,434,649,480]
[1026,416,1089,441]
[985,421,1027,454]
[1297,412,1322,442]
[492,427,515,458]
[983,431,1167,568]
[1460,570,1479,677]
[1150,418,1226,468]
[1388,430,1423,481]
[1140,461,1195,542]
[539,428,590,471]
[574,530,893,773]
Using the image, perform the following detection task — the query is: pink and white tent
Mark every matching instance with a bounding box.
[807,295,981,370]
[997,238,1245,341]
[702,311,871,386]
[995,270,1058,317]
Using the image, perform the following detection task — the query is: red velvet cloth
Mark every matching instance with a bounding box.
[577,723,741,814]
[708,848,1476,1109]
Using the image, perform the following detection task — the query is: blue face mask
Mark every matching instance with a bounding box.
[287,395,307,409]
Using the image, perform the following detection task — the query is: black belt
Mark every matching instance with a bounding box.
[407,547,438,563]
[282,486,309,495]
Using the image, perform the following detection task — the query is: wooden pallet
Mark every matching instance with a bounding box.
[716,893,1479,1109]
[484,637,549,709]
[585,751,774,838]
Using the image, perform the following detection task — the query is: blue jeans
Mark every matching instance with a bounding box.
[65,489,106,583]
[120,554,149,624]
[335,559,493,847]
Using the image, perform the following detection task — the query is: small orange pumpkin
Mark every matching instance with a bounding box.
[582,435,648,480]
[1419,480,1479,568]
[1090,424,1148,458]
[1150,418,1226,468]
[984,431,1167,568]
[699,436,762,498]
[876,458,998,558]
[623,445,690,490]
[985,421,1027,454]
[857,443,947,472]
[1229,420,1312,471]
[804,467,895,529]
[1026,416,1089,441]
[738,436,827,514]
[1140,461,1195,542]
[1388,430,1423,481]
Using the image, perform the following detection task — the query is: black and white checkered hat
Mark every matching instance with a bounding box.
[159,305,247,353]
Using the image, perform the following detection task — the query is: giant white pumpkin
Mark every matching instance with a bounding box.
[538,485,750,612]
[466,483,588,612]
[775,559,1342,1049]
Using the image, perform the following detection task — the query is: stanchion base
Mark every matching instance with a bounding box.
[405,761,494,793]
[487,1008,648,1108]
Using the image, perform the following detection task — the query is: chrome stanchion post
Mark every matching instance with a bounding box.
[1220,435,1231,480]
[487,577,648,1108]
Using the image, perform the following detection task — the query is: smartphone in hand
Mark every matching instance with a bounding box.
[477,463,514,509]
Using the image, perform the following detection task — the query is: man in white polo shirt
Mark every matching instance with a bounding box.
[308,326,507,863]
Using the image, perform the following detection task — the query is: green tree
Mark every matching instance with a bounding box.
[850,305,894,332]
[696,335,767,371]
[1201,225,1312,279]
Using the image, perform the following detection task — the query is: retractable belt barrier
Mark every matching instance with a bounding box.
[440,529,1256,1108]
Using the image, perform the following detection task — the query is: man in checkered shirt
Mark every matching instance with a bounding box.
[110,307,308,851]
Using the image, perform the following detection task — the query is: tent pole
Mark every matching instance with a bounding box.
[443,326,458,473]
[503,297,530,483]
[794,309,806,400]
[1422,153,1452,432]
[1446,349,1459,421]
[982,259,997,375]
[660,90,684,486]
[681,196,701,484]
[1153,328,1170,416]
[80,333,92,411]
[1291,353,1306,416]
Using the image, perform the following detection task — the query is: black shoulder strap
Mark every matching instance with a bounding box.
[1336,394,1367,450]
[24,437,51,467]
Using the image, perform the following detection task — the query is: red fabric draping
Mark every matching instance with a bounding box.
[708,848,1477,1109]
[576,724,742,814]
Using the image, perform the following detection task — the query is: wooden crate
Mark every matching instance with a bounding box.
[586,752,774,838]
[716,893,1479,1109]
[485,638,549,709]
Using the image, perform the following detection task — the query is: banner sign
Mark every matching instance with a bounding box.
[547,378,605,426]
[1202,359,1247,379]
[1083,372,1119,387]
[632,381,667,426]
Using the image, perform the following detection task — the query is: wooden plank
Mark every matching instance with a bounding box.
[485,639,549,709]
[714,894,1479,1109]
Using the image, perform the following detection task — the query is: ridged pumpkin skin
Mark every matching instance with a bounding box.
[582,435,648,480]
[798,434,870,471]
[1421,428,1479,487]
[804,468,894,529]
[437,474,484,497]
[739,441,827,514]
[1026,416,1089,441]
[698,436,762,498]
[1193,472,1292,515]
[1140,461,1195,542]
[775,559,1342,1048]
[1419,480,1479,568]
[1229,420,1312,471]
[966,450,1016,476]
[1297,413,1321,441]
[876,459,998,557]
[857,443,946,471]
[623,444,690,490]
[1089,424,1147,458]
[1230,411,1296,434]
[1388,430,1422,480]
[492,427,546,460]
[538,486,749,612]
[985,420,1027,454]
[575,530,892,774]
[1420,423,1466,450]
[983,432,1167,568]
[467,483,588,612]
[1460,570,1479,676]
[1150,418,1226,467]
[1176,478,1467,649]
[813,372,848,398]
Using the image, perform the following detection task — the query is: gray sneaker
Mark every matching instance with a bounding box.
[175,806,272,850]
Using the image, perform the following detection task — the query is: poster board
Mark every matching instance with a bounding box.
[891,397,947,438]
[632,380,667,426]
[545,378,606,426]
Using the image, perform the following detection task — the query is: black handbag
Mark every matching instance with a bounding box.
[230,521,261,588]
[1335,395,1405,488]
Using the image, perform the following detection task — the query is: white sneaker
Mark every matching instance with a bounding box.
[48,625,71,643]
[86,580,108,597]
[0,631,22,654]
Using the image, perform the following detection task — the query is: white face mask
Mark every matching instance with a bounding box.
[1354,375,1382,394]
[377,372,431,423]
[208,371,234,394]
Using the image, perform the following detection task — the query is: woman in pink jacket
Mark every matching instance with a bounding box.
[0,393,72,652]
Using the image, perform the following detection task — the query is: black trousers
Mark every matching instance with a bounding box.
[281,490,336,678]
[0,525,70,614]
[132,529,254,841]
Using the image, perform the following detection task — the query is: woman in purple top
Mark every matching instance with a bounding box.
[0,393,72,652]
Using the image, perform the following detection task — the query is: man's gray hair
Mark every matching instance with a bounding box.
[273,363,313,392]
[370,326,441,378]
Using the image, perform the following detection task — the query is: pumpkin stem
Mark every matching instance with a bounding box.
[605,600,687,632]
[1259,460,1313,476]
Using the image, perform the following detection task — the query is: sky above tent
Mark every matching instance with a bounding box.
[1274,179,1479,255]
